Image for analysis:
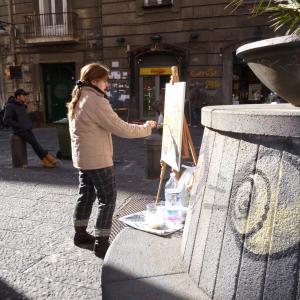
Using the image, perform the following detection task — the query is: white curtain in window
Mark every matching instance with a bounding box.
[144,0,173,5]
[39,0,68,36]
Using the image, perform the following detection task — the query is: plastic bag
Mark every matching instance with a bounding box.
[178,165,197,207]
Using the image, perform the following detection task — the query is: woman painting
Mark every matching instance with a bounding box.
[68,63,156,257]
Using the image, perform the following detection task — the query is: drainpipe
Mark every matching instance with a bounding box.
[0,53,7,105]
[8,0,17,89]
[97,0,103,61]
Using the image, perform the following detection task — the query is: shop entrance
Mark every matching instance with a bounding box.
[135,51,182,120]
[42,63,75,122]
[232,55,270,104]
[139,68,171,119]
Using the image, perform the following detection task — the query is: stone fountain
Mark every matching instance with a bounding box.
[181,36,300,299]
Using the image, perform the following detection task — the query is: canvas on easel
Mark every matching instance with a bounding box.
[161,82,186,172]
[155,66,198,203]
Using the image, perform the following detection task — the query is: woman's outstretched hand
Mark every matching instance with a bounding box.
[145,120,157,129]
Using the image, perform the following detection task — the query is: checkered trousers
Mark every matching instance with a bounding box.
[73,166,116,238]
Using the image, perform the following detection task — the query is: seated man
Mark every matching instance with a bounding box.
[3,89,57,168]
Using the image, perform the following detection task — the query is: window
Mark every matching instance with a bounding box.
[38,0,68,36]
[137,0,179,15]
[143,0,173,8]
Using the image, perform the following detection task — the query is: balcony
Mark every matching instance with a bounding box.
[24,12,79,45]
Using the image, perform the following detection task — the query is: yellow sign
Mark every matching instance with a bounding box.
[190,67,218,78]
[205,80,221,90]
[140,67,172,76]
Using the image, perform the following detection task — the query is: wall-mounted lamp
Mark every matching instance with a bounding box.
[150,34,162,43]
[0,20,16,35]
[0,24,6,33]
[190,32,199,41]
[150,34,162,50]
[219,47,223,57]
[116,37,126,45]
[0,21,9,34]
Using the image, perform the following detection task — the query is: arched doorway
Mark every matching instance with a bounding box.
[131,45,187,120]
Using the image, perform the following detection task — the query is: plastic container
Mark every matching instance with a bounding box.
[164,173,177,194]
[145,202,165,229]
[165,188,183,228]
[164,173,182,228]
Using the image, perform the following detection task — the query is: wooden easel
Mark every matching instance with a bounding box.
[155,66,197,204]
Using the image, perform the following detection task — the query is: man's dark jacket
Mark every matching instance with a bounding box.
[3,97,32,134]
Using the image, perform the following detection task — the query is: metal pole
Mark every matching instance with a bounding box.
[97,0,103,61]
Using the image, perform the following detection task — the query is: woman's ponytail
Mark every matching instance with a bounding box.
[67,63,110,119]
[67,85,82,119]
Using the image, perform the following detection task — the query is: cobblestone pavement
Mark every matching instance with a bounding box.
[0,126,203,300]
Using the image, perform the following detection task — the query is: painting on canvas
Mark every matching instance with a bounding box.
[161,82,186,171]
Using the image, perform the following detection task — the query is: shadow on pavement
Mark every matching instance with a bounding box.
[0,127,203,195]
[102,266,196,300]
[0,279,28,300]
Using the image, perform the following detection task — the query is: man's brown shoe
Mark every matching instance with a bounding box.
[45,153,57,165]
[41,157,55,168]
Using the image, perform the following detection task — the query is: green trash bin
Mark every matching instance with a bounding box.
[53,118,72,159]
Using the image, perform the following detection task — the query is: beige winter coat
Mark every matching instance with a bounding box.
[69,86,152,170]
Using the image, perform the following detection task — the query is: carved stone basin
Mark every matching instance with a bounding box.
[236,35,300,107]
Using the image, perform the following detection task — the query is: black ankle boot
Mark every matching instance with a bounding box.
[94,237,110,258]
[74,226,95,246]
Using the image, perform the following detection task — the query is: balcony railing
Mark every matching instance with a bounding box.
[24,12,78,44]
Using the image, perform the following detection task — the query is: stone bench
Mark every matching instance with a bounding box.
[10,134,28,168]
[102,228,209,300]
[102,104,300,300]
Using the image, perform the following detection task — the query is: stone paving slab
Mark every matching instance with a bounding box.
[0,247,44,273]
[0,216,41,233]
[0,195,39,219]
[24,201,74,225]
[1,270,101,300]
[0,229,66,256]
[36,193,77,205]
[23,256,102,290]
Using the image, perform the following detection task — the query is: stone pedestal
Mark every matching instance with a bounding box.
[182,104,300,300]
[10,134,28,168]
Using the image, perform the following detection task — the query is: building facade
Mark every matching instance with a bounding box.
[0,0,102,122]
[0,0,277,123]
